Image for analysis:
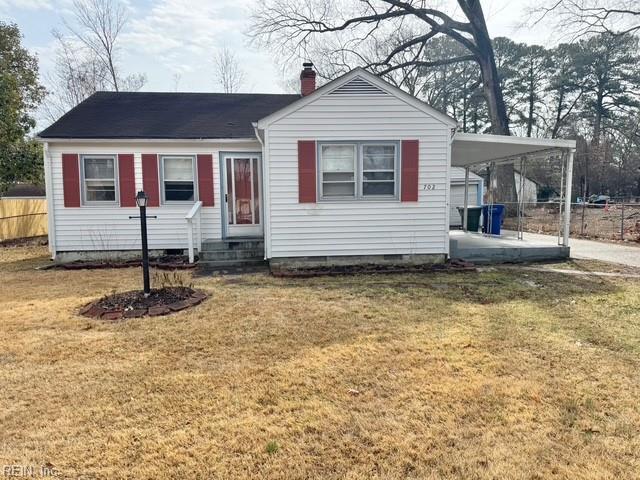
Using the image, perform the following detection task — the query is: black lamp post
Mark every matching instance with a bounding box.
[135,191,151,296]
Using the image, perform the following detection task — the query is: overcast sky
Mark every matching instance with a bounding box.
[2,0,554,95]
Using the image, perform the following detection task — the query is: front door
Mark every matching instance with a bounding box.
[222,153,263,237]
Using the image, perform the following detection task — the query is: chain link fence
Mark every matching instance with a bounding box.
[501,199,640,243]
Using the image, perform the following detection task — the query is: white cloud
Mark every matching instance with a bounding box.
[120,0,284,93]
[0,0,53,16]
[0,0,52,9]
[125,0,250,65]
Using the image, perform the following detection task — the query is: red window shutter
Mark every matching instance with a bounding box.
[141,153,160,207]
[118,154,136,207]
[197,154,214,206]
[298,140,316,203]
[401,140,419,202]
[62,153,80,207]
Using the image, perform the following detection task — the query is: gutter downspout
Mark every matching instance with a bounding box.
[42,141,56,259]
[252,122,270,260]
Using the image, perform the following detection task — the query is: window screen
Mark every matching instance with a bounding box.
[162,156,195,202]
[83,156,116,203]
[320,144,356,198]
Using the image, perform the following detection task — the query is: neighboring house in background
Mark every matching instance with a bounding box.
[514,170,539,204]
[479,170,540,205]
[2,184,46,198]
[38,64,576,266]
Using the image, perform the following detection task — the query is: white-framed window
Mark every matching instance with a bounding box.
[318,141,399,201]
[81,154,117,204]
[320,144,356,198]
[361,144,397,197]
[161,155,196,202]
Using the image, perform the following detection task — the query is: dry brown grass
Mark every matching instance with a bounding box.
[1,246,640,479]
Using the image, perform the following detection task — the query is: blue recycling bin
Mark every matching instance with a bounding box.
[482,204,505,235]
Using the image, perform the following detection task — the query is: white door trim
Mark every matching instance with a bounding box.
[220,152,263,238]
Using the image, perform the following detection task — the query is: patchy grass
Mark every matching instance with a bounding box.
[543,258,640,275]
[1,246,640,479]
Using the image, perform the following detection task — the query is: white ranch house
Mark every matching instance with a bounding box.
[39,64,576,267]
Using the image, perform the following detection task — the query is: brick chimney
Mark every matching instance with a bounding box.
[300,62,316,96]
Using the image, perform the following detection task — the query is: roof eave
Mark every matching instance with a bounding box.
[37,136,260,143]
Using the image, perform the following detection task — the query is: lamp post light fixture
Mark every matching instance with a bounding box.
[134,191,151,296]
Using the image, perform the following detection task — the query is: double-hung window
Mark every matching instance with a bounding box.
[161,155,196,202]
[318,142,398,200]
[362,144,397,196]
[82,155,117,204]
[320,144,356,198]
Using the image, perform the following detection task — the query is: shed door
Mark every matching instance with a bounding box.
[450,184,479,227]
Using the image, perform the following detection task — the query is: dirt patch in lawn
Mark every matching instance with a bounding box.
[80,287,207,320]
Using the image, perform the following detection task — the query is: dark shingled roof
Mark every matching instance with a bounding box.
[39,92,301,139]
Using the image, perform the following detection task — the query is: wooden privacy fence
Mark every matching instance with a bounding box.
[0,198,48,242]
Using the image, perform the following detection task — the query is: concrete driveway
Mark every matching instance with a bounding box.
[514,231,640,267]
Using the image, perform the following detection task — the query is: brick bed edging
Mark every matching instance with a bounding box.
[79,290,208,320]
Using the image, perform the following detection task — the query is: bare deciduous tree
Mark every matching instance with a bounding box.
[213,47,246,93]
[43,0,146,123]
[66,0,126,91]
[533,0,640,38]
[250,0,510,135]
[250,0,517,205]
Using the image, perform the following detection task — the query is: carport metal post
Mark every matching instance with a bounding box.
[562,149,575,247]
[463,167,470,231]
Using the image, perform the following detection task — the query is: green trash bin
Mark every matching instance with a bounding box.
[457,206,482,232]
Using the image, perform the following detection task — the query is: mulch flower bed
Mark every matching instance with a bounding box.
[80,287,207,320]
[61,254,197,270]
[270,259,476,278]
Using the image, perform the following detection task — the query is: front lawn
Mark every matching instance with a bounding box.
[1,246,639,479]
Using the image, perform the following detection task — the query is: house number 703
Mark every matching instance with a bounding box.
[423,184,436,190]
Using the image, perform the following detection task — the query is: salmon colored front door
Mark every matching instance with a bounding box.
[223,153,263,237]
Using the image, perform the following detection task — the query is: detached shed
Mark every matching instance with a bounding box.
[449,168,483,227]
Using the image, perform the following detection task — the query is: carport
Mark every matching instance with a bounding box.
[450,132,576,263]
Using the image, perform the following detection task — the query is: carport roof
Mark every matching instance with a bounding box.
[451,132,576,167]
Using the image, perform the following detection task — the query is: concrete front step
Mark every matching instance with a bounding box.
[201,239,264,252]
[199,249,264,261]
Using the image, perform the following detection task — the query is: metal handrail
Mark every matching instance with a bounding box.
[185,201,203,263]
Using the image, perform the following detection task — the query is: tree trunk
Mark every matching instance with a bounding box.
[476,52,509,135]
[461,0,517,211]
[551,87,565,139]
[476,48,518,209]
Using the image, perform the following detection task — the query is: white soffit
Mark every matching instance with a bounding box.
[451,132,576,167]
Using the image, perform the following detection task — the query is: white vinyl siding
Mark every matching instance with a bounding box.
[47,141,260,253]
[265,93,451,258]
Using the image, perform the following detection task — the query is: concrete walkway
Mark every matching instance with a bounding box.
[512,231,640,267]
